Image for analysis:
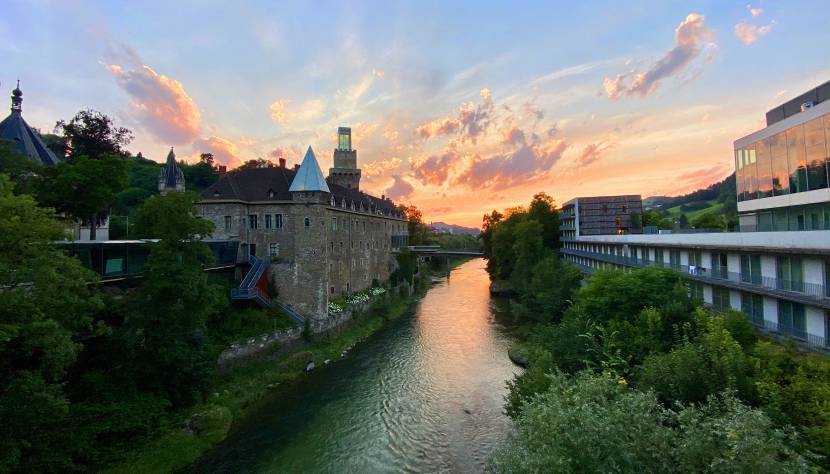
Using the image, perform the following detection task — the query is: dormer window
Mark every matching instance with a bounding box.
[268,189,275,199]
[330,196,336,206]
[213,190,220,197]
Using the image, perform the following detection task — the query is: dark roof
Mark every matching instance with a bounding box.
[765,79,830,126]
[0,85,59,166]
[200,166,402,218]
[160,147,184,187]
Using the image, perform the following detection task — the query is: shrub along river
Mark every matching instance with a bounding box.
[188,258,520,473]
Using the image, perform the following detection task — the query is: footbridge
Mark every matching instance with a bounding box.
[395,245,483,257]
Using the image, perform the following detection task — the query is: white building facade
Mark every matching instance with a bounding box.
[561,84,830,349]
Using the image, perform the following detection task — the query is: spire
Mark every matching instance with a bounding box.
[159,146,185,192]
[11,80,22,113]
[166,146,176,166]
[289,146,330,193]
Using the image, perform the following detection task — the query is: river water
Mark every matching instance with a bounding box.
[190,258,519,473]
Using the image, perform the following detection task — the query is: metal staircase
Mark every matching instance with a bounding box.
[230,256,305,325]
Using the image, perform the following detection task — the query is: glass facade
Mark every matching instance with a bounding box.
[736,112,830,201]
[743,202,830,231]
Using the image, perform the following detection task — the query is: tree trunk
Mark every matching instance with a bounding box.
[89,213,97,241]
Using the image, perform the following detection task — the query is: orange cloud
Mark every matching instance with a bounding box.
[603,13,713,99]
[577,141,616,167]
[415,87,494,143]
[734,22,773,45]
[106,62,201,144]
[362,157,402,178]
[385,175,415,200]
[269,100,287,123]
[409,149,462,185]
[454,140,568,188]
[192,136,243,168]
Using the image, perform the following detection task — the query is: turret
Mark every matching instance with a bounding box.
[158,147,186,193]
[328,127,361,190]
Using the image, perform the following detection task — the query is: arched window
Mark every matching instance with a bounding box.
[304,217,311,227]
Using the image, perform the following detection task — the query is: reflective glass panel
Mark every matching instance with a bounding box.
[807,116,828,190]
[786,124,807,193]
[770,131,789,196]
[755,139,773,198]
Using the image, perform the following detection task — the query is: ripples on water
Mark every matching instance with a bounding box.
[189,258,520,473]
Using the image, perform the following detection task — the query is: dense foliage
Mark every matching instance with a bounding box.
[484,191,830,472]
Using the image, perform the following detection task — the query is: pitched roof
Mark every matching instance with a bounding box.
[0,85,59,166]
[159,147,184,187]
[199,164,403,218]
[288,146,330,193]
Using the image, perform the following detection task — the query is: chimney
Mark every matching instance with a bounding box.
[279,158,286,168]
[218,165,227,176]
[381,194,385,200]
[293,164,300,172]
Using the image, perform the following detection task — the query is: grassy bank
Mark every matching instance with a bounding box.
[102,277,430,474]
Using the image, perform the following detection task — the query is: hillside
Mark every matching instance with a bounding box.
[643,173,737,231]
[429,221,480,235]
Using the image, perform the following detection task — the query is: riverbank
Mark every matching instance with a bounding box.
[102,275,431,474]
[187,257,516,473]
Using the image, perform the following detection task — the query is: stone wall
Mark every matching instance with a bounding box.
[197,196,408,326]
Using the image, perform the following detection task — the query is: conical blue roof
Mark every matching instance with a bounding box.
[289,146,330,193]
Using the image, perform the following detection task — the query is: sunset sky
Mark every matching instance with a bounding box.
[2,1,828,227]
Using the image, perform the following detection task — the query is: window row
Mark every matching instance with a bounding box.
[741,203,830,232]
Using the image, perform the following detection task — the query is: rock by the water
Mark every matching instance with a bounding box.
[508,344,530,367]
[489,279,515,296]
[305,361,316,372]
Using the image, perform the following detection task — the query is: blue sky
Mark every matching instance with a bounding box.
[1,0,828,225]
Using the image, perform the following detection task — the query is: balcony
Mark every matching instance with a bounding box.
[560,248,830,309]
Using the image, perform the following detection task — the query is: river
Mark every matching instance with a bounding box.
[189,258,520,473]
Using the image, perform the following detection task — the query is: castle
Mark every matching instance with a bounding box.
[196,127,409,326]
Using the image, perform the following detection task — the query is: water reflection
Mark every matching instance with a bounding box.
[189,258,519,473]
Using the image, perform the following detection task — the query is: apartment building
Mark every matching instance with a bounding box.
[560,83,830,349]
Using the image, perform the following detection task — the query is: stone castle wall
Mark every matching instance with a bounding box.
[196,197,407,328]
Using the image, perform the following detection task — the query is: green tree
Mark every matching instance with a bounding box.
[399,204,429,245]
[37,154,128,240]
[509,219,545,293]
[0,139,42,194]
[480,210,503,259]
[0,175,103,471]
[120,192,219,406]
[492,371,808,473]
[637,316,755,406]
[526,192,560,249]
[55,109,133,160]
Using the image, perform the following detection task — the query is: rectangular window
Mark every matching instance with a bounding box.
[755,138,773,198]
[689,282,704,301]
[786,124,808,193]
[268,243,279,257]
[778,300,806,338]
[224,215,232,231]
[777,256,804,292]
[248,214,258,229]
[713,287,731,310]
[688,250,703,268]
[740,254,762,285]
[265,214,272,229]
[654,248,664,267]
[770,131,790,196]
[669,249,681,269]
[741,292,764,325]
[825,260,830,298]
[274,214,283,229]
[711,252,728,279]
[332,217,337,231]
[806,116,828,191]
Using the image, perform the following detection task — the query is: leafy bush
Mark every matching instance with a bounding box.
[492,371,808,473]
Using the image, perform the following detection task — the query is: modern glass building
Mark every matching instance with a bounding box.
[735,81,830,231]
[560,82,830,350]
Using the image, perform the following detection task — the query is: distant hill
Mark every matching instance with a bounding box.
[643,173,737,231]
[643,196,673,210]
[429,221,480,235]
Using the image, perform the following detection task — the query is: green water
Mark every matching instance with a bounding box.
[189,258,519,473]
